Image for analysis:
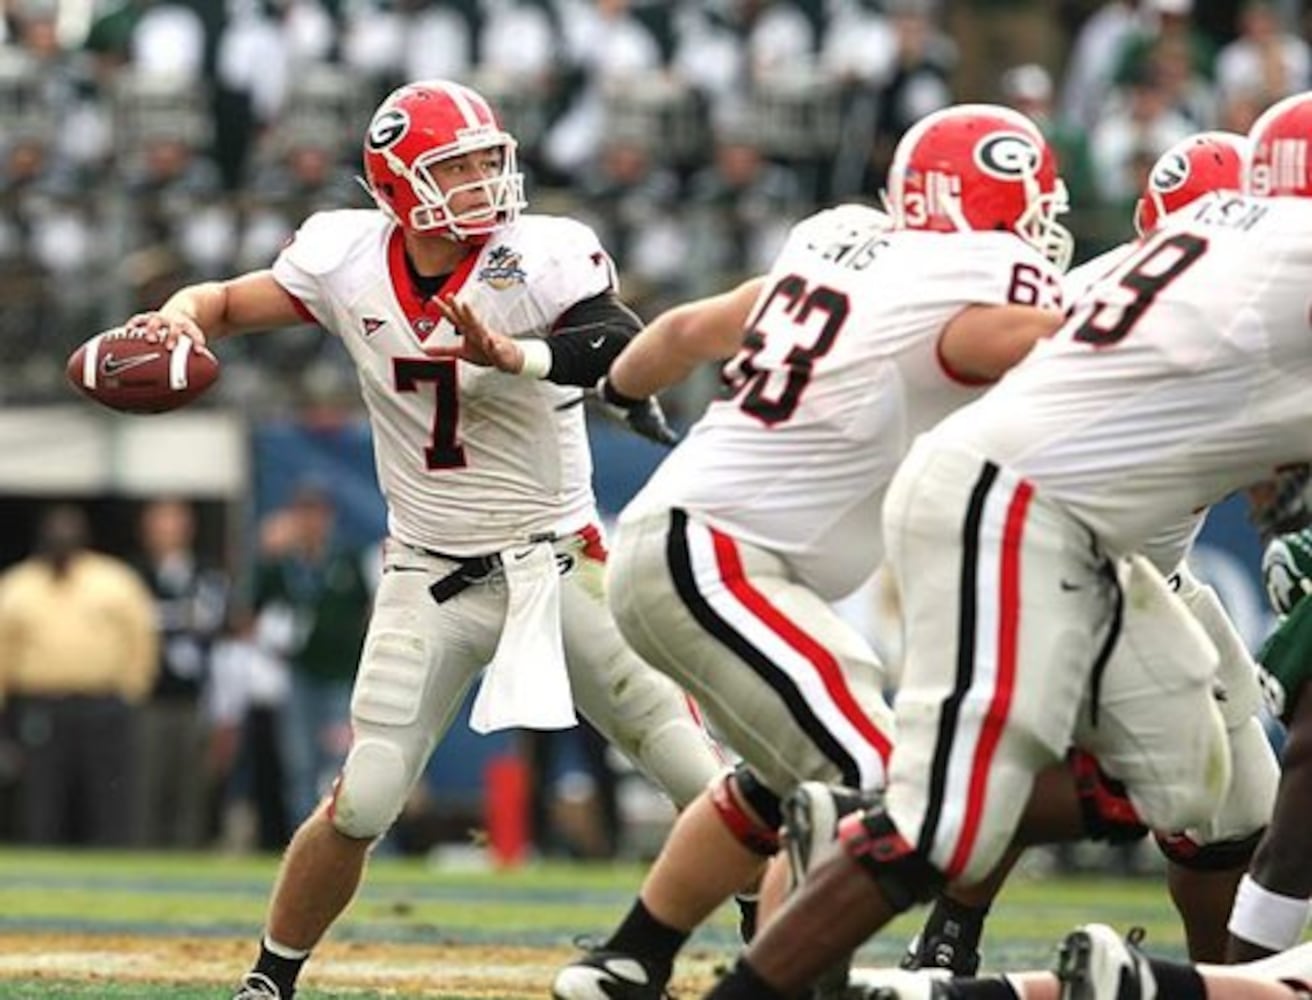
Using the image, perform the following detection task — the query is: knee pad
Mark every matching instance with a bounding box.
[1155,827,1264,872]
[329,739,410,840]
[838,807,943,913]
[710,765,782,857]
[1069,750,1149,845]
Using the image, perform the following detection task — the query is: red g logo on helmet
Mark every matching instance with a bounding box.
[974,133,1041,180]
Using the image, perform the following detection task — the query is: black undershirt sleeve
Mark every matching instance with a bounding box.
[543,291,643,387]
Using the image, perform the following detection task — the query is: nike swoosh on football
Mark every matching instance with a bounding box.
[101,352,162,376]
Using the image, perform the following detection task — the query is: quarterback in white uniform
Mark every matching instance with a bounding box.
[120,80,722,1000]
[703,93,1312,1000]
[530,105,1070,1000]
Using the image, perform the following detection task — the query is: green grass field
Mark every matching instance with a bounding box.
[0,848,1190,999]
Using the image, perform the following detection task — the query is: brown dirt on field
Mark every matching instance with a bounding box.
[0,933,722,997]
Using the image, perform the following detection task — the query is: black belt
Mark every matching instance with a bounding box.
[408,533,559,605]
[423,552,502,604]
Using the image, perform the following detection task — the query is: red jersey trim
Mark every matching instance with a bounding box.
[385,226,481,339]
[279,285,319,325]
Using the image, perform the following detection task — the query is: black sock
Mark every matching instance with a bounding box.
[922,895,989,954]
[251,938,308,998]
[706,957,789,1000]
[604,898,688,970]
[735,893,760,944]
[1148,958,1206,1000]
[947,979,1019,999]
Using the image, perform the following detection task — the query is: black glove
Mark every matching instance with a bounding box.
[596,377,679,447]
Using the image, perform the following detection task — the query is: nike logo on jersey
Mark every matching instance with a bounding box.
[100,352,161,376]
[362,317,385,337]
[589,336,606,349]
[1059,579,1082,592]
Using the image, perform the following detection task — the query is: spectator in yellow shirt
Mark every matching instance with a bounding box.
[0,504,157,845]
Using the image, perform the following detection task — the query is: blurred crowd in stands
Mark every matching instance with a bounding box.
[3,0,1309,415]
[0,493,377,853]
[0,491,658,860]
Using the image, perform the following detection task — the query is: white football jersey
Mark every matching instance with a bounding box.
[1062,241,1136,308]
[273,210,615,555]
[932,192,1312,557]
[623,206,1064,600]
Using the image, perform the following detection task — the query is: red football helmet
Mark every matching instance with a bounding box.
[1248,91,1312,198]
[362,80,526,241]
[885,104,1072,270]
[1134,131,1247,235]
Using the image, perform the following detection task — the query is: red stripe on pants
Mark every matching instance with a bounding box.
[708,526,893,766]
[946,479,1033,878]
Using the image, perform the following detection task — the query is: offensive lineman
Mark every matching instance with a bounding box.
[120,79,723,1000]
[703,90,1312,1000]
[896,129,1274,976]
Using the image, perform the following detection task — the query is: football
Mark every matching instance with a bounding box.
[66,328,220,414]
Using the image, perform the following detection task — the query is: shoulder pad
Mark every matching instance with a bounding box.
[513,215,604,262]
[281,210,388,277]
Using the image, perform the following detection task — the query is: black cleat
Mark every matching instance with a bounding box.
[900,929,981,977]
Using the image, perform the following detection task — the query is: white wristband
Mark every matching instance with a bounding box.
[1229,873,1312,951]
[518,339,552,380]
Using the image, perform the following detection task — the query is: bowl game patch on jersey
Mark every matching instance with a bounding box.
[479,246,527,289]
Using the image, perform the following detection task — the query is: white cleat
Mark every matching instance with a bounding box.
[232,972,284,999]
[551,948,669,1000]
[1057,924,1156,1000]
[847,966,953,999]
